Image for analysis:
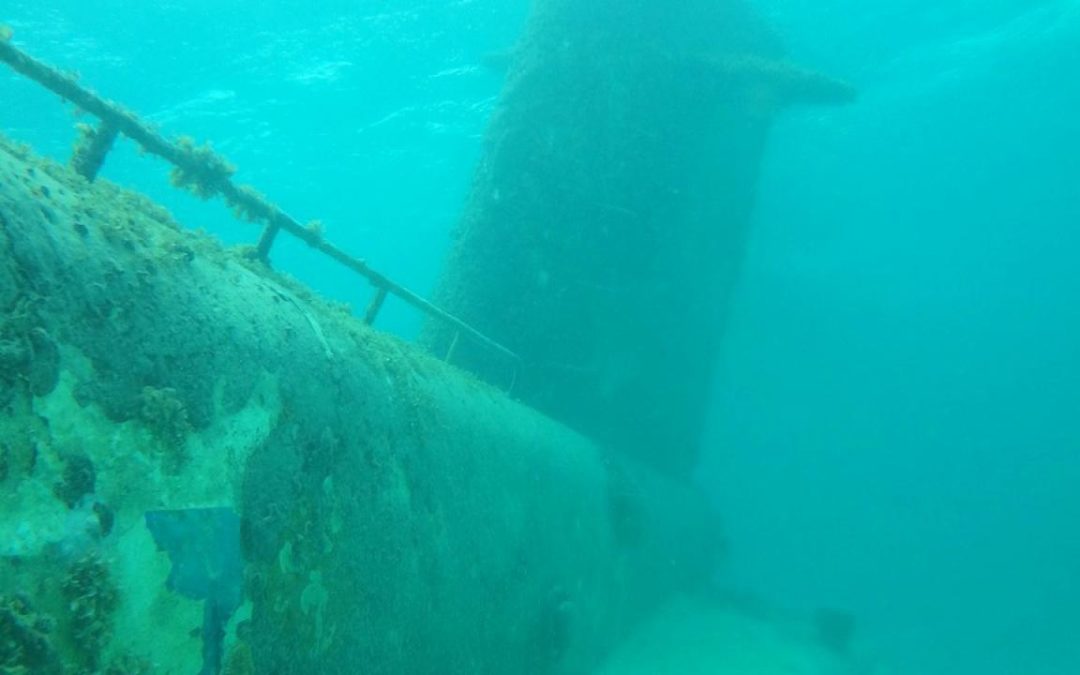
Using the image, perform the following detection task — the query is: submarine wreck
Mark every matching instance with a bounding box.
[0,1,862,673]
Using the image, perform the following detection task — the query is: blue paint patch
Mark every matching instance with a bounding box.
[145,507,244,675]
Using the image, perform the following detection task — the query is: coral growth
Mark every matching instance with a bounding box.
[26,327,59,396]
[0,335,29,385]
[138,385,191,466]
[53,453,96,508]
[102,653,154,674]
[222,640,255,675]
[303,219,325,242]
[226,185,268,223]
[62,552,119,670]
[169,136,236,200]
[69,121,119,181]
[0,295,59,398]
[0,593,60,674]
[0,419,38,484]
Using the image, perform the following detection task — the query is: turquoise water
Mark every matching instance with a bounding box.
[2,1,1078,673]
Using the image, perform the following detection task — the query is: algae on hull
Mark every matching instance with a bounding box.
[0,135,721,673]
[0,135,284,673]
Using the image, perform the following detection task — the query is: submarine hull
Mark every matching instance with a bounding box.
[0,138,719,673]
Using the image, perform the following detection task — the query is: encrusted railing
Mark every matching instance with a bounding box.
[0,27,520,389]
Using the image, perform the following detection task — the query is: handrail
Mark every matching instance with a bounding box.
[0,29,521,386]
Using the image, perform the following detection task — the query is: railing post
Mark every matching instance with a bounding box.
[444,331,461,364]
[254,222,280,262]
[363,285,389,325]
[506,360,519,396]
[70,121,118,181]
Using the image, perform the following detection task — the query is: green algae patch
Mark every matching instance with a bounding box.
[168,136,237,200]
